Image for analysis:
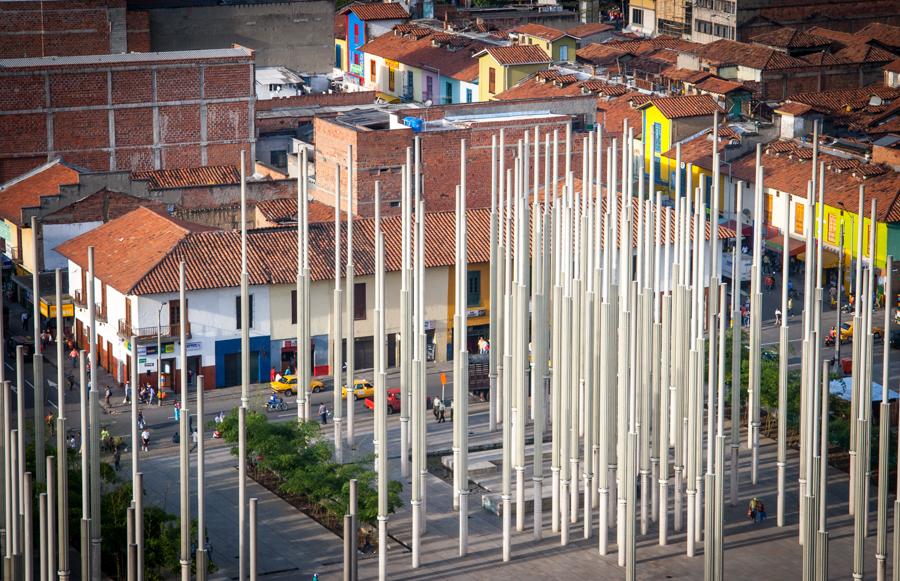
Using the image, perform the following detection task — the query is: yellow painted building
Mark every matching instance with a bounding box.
[446,261,492,353]
[510,23,578,62]
[639,96,721,192]
[476,45,550,101]
[335,37,348,72]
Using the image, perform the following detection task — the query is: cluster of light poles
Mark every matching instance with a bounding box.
[2,111,899,581]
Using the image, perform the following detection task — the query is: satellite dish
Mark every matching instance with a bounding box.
[423,99,433,107]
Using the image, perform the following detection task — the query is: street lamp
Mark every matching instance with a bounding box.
[157,301,167,407]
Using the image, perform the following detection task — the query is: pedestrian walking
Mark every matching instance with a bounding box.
[123,381,131,405]
[20,311,27,330]
[477,336,487,355]
[757,499,767,522]
[70,348,78,368]
[774,308,782,326]
[438,401,446,423]
[433,396,441,421]
[270,367,277,382]
[191,428,199,452]
[104,385,112,408]
[137,410,145,430]
[149,386,156,405]
[319,403,328,424]
[113,446,121,471]
[787,296,794,316]
[141,429,150,452]
[174,401,181,423]
[748,497,759,523]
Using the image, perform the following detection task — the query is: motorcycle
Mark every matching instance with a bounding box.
[265,399,287,412]
[825,334,836,347]
[840,302,854,314]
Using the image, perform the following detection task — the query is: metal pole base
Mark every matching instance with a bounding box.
[551,469,560,533]
[516,467,525,532]
[502,494,512,560]
[459,493,469,556]
[196,549,208,581]
[378,515,388,580]
[411,501,421,568]
[598,489,609,555]
[533,478,543,541]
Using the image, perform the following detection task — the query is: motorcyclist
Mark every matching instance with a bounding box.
[268,392,283,408]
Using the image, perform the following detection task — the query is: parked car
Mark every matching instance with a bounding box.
[270,374,325,396]
[341,378,374,400]
[839,321,883,342]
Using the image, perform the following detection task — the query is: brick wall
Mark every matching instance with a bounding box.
[314,115,588,217]
[0,0,134,58]
[126,11,151,53]
[0,50,256,182]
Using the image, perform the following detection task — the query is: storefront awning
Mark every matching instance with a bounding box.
[797,248,841,270]
[765,237,805,257]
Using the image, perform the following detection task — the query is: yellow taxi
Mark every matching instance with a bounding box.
[839,321,883,342]
[270,375,325,396]
[341,379,375,400]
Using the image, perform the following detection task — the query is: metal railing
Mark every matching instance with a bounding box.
[118,319,191,341]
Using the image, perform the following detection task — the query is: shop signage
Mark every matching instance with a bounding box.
[385,59,399,70]
[186,341,201,353]
[39,300,74,318]
[350,63,363,75]
[466,308,486,318]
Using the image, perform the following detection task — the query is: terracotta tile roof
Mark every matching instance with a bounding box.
[640,94,723,119]
[691,139,900,223]
[886,58,900,73]
[696,39,811,70]
[119,196,733,295]
[256,198,340,225]
[55,206,217,294]
[348,2,409,21]
[565,23,615,38]
[750,27,833,50]
[833,43,896,65]
[659,126,740,170]
[361,29,486,82]
[42,189,166,225]
[857,23,900,50]
[480,44,550,66]
[576,43,629,66]
[787,86,900,115]
[661,67,713,84]
[597,92,650,139]
[510,23,572,42]
[132,208,497,294]
[775,102,814,116]
[605,35,703,55]
[393,24,433,38]
[0,160,80,224]
[805,26,858,48]
[494,71,627,101]
[693,76,747,95]
[131,165,241,189]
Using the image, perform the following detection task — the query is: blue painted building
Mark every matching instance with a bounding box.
[342,2,410,88]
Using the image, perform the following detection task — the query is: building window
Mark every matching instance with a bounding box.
[466,88,473,103]
[632,8,643,25]
[270,150,287,168]
[370,59,376,83]
[425,75,432,99]
[388,68,395,92]
[445,81,453,103]
[713,23,735,39]
[695,19,713,35]
[827,214,837,244]
[488,67,496,94]
[354,282,366,321]
[236,294,254,329]
[335,45,342,69]
[354,23,359,44]
[765,194,774,224]
[467,270,481,307]
[794,202,805,235]
[714,0,735,13]
[560,45,569,61]
[545,42,550,50]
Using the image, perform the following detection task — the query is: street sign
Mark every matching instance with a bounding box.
[440,372,446,385]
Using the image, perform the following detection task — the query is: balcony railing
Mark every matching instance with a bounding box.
[95,304,107,323]
[118,319,191,342]
[73,290,86,307]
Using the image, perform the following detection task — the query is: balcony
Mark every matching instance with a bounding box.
[95,303,107,323]
[8,246,21,264]
[73,290,86,308]
[118,319,191,342]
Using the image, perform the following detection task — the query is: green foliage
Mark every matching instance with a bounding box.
[219,410,403,528]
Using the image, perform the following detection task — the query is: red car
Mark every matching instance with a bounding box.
[364,387,402,414]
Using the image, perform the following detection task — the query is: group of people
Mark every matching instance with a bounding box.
[270,365,293,383]
[747,497,767,524]
[476,337,490,355]
[432,396,447,423]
